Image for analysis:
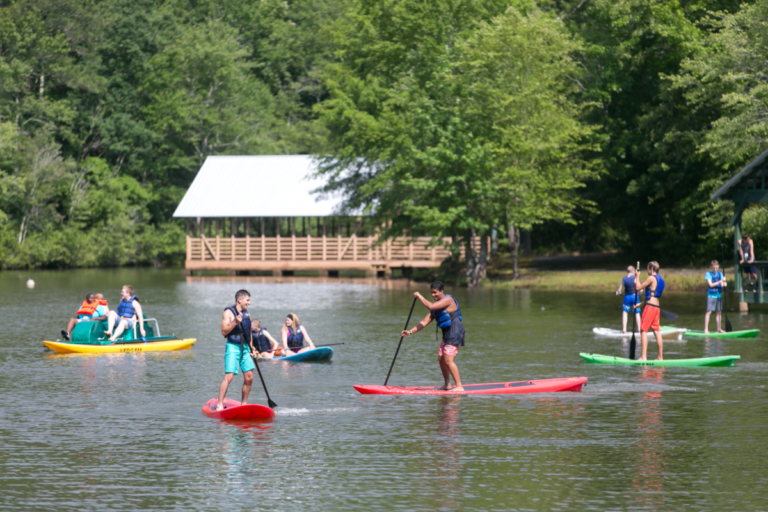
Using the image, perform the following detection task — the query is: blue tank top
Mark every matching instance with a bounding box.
[431,295,462,329]
[742,240,752,260]
[116,296,139,319]
[223,306,251,345]
[252,327,271,352]
[645,275,665,301]
[286,326,304,350]
[622,275,637,296]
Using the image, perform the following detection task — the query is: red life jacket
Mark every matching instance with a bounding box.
[76,299,108,317]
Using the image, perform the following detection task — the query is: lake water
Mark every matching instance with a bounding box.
[1,269,768,511]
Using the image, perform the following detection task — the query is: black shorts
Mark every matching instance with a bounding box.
[441,319,465,347]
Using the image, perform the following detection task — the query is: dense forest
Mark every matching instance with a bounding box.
[2,0,768,280]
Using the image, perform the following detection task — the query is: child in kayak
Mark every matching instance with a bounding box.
[250,319,281,358]
[704,260,727,334]
[217,289,255,411]
[281,313,316,356]
[61,292,110,340]
[635,262,665,361]
[401,281,465,391]
[615,265,641,333]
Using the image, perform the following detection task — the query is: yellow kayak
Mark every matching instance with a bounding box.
[43,338,196,354]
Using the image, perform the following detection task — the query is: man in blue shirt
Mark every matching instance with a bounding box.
[705,260,727,334]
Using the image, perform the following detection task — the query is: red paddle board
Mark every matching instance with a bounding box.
[202,398,275,420]
[353,377,587,395]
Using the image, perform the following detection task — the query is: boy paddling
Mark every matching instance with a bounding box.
[217,290,255,411]
[615,265,641,333]
[704,260,727,334]
[401,281,465,391]
[635,262,665,361]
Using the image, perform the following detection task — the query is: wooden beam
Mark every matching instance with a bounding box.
[338,220,364,260]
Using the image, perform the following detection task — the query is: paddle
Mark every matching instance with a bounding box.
[630,261,638,360]
[660,309,679,322]
[384,297,418,386]
[245,322,277,409]
[721,244,733,332]
[260,343,345,353]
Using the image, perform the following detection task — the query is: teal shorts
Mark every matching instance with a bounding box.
[224,342,255,375]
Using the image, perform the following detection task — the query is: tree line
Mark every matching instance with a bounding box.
[1,0,767,284]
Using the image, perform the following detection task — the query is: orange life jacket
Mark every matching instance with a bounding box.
[76,299,108,317]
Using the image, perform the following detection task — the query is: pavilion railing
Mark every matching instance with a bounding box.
[187,235,478,266]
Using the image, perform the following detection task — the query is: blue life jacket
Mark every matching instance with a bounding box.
[286,326,304,350]
[431,295,462,329]
[711,271,723,292]
[623,275,637,296]
[252,327,271,352]
[645,275,665,301]
[116,296,139,319]
[223,306,251,345]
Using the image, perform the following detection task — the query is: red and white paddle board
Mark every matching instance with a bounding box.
[202,398,275,420]
[353,377,588,395]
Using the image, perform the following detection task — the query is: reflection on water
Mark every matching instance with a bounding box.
[2,269,768,511]
[633,368,666,510]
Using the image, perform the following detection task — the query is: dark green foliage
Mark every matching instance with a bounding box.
[2,0,767,272]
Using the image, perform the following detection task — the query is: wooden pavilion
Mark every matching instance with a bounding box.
[711,147,768,308]
[173,156,466,276]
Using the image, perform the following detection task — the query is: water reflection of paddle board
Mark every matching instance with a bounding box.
[592,326,687,340]
[202,398,275,420]
[353,377,587,395]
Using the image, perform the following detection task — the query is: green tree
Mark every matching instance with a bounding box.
[317,0,595,285]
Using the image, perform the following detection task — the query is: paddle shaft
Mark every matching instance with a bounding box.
[243,322,277,409]
[630,261,638,359]
[721,244,733,332]
[384,297,418,386]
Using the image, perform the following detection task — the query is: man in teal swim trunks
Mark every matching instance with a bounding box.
[217,289,255,411]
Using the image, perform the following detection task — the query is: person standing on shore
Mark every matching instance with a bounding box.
[635,262,665,361]
[704,260,727,334]
[401,281,465,391]
[615,265,641,333]
[217,289,255,411]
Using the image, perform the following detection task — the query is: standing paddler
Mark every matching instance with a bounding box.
[217,289,256,411]
[401,281,465,391]
[635,262,666,361]
[615,265,641,333]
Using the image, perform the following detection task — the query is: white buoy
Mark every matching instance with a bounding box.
[26,279,35,289]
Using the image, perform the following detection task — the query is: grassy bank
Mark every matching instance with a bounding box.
[487,269,712,292]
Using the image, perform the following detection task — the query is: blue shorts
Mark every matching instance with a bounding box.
[225,342,255,375]
[622,295,641,313]
[116,317,134,329]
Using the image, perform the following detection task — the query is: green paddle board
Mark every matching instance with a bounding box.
[683,329,759,339]
[579,352,740,367]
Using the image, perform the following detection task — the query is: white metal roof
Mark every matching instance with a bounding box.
[173,155,349,218]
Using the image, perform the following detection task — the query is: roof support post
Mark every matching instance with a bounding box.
[734,206,744,300]
[245,218,250,261]
[276,217,281,260]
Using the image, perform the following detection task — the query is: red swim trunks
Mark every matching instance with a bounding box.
[438,342,459,357]
[641,304,660,332]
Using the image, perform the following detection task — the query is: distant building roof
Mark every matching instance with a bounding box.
[173,155,350,218]
[711,146,768,201]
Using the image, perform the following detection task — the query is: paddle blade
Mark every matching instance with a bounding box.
[725,315,733,332]
[268,398,278,409]
[629,334,636,360]
[660,309,678,321]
